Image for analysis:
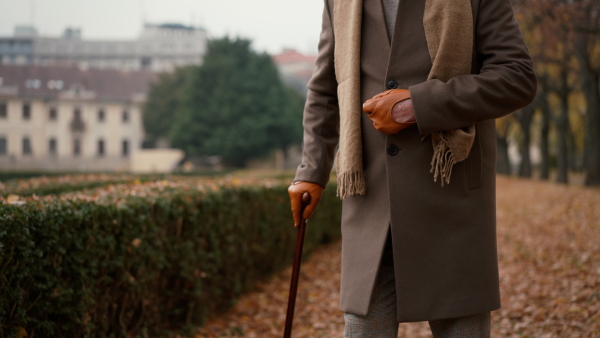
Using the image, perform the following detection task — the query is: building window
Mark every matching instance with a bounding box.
[22,137,32,155]
[0,137,7,155]
[141,57,152,69]
[98,109,105,122]
[122,139,129,157]
[22,103,31,120]
[0,102,7,119]
[74,108,82,121]
[70,107,86,132]
[122,110,129,122]
[73,138,81,157]
[49,138,57,156]
[97,139,105,156]
[49,107,58,121]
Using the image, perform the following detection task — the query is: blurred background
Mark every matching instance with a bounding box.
[0,0,598,186]
[0,0,322,175]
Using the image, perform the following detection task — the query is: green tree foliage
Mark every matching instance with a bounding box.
[169,37,304,167]
[142,66,195,147]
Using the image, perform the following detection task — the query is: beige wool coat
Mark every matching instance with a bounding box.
[294,0,537,322]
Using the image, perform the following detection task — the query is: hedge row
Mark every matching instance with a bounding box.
[0,184,342,337]
[2,179,145,198]
[0,174,167,197]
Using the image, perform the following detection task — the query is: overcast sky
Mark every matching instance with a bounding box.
[0,0,324,55]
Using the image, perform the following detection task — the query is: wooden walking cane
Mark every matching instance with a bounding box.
[283,192,311,338]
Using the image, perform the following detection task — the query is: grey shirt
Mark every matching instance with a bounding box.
[381,0,399,40]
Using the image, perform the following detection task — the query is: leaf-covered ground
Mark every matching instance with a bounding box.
[192,176,599,337]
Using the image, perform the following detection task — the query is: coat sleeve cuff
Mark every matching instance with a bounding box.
[294,164,329,188]
[409,81,438,137]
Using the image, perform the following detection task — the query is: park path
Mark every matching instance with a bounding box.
[192,177,600,337]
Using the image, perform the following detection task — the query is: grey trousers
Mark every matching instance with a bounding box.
[344,240,491,337]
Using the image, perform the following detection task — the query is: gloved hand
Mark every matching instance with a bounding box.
[287,181,323,227]
[363,89,417,135]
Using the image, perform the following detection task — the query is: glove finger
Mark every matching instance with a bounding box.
[362,99,377,113]
[288,190,302,227]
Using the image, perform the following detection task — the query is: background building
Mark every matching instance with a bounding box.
[0,23,207,72]
[0,22,209,172]
[0,27,321,172]
[272,48,317,97]
[0,65,155,171]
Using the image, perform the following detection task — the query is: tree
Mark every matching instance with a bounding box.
[537,79,552,180]
[169,37,303,167]
[142,66,194,147]
[569,0,600,186]
[553,56,574,184]
[519,0,600,185]
[514,104,536,177]
[514,0,581,183]
[496,116,513,176]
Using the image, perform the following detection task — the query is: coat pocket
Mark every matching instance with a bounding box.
[466,128,482,190]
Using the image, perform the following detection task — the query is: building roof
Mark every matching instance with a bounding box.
[147,23,196,30]
[0,65,156,102]
[272,49,317,66]
[271,49,317,92]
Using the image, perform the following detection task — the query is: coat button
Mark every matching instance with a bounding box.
[387,144,399,156]
[386,80,398,89]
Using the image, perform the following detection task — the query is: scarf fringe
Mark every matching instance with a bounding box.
[430,133,456,187]
[337,171,366,199]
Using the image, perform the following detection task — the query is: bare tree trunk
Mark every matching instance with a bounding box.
[555,64,571,184]
[496,134,511,176]
[539,91,551,180]
[583,75,600,185]
[567,121,579,171]
[556,93,570,184]
[575,35,600,186]
[515,105,535,177]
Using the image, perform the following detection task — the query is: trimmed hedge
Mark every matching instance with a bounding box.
[0,184,342,337]
[1,179,138,197]
[0,175,163,197]
[0,172,242,198]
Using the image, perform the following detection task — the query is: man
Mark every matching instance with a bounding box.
[288,0,536,336]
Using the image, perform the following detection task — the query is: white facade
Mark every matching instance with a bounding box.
[0,65,153,171]
[0,98,144,171]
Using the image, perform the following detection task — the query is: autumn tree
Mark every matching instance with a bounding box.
[570,0,600,186]
[518,0,600,185]
[537,79,553,180]
[513,104,536,177]
[496,116,513,176]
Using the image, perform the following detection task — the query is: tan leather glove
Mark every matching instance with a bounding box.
[363,89,416,135]
[287,181,323,227]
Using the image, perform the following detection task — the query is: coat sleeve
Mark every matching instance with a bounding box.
[294,0,340,187]
[409,0,537,136]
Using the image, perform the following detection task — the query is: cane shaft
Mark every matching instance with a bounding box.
[284,193,311,338]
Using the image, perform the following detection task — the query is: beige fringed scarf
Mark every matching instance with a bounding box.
[334,0,476,198]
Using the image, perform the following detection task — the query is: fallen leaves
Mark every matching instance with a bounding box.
[6,194,24,205]
[3,173,597,336]
[191,176,599,337]
[192,240,345,338]
[495,176,600,337]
